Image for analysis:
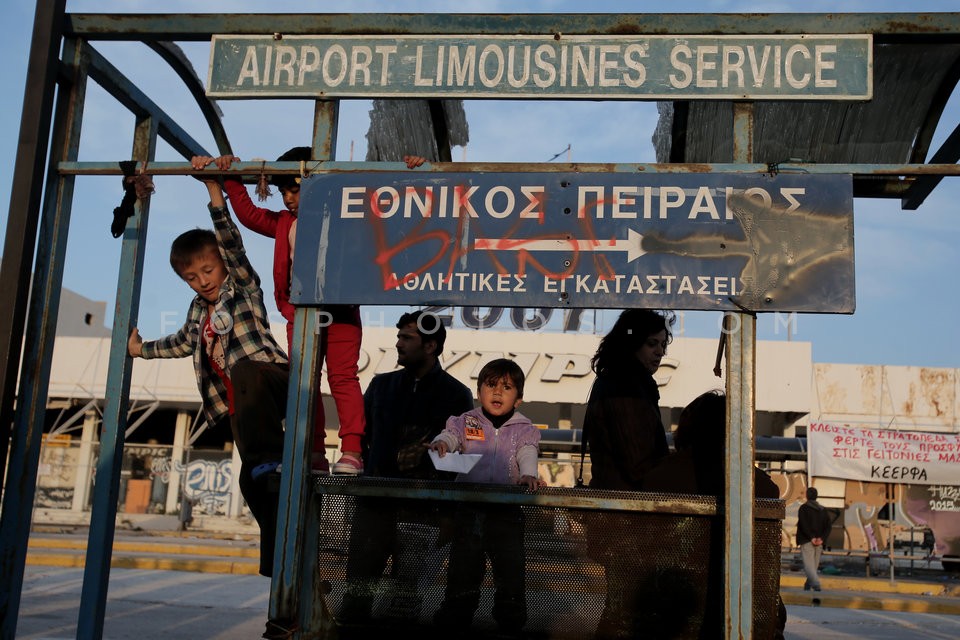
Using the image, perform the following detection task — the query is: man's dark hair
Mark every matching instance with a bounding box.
[806,487,819,501]
[673,390,726,495]
[477,358,525,397]
[169,228,218,275]
[674,389,724,453]
[397,310,447,355]
[271,146,312,190]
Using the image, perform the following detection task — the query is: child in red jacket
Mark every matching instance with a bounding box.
[195,150,422,474]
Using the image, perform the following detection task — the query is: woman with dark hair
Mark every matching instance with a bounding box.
[584,309,673,491]
[581,309,673,639]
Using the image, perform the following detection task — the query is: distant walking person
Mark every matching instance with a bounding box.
[797,487,833,591]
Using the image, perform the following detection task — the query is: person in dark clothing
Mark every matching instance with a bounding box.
[583,309,673,492]
[797,487,833,591]
[361,311,473,480]
[643,390,780,499]
[126,165,292,639]
[643,390,785,640]
[128,163,287,580]
[582,309,674,639]
[340,310,473,623]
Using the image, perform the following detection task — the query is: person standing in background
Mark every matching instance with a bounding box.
[797,487,833,592]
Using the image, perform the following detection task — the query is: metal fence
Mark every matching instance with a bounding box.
[314,477,784,639]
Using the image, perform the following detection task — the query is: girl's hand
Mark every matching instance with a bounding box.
[190,155,239,179]
[519,475,545,491]
[426,440,448,457]
[213,154,240,170]
[404,155,426,169]
[191,155,214,170]
[190,156,218,183]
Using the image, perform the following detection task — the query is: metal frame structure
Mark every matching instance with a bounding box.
[2,8,960,640]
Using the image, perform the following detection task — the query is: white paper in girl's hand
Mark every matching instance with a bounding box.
[428,450,482,473]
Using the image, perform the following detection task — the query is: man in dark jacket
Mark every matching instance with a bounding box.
[341,311,473,622]
[362,311,474,480]
[797,487,833,591]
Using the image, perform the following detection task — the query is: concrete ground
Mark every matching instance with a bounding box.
[13,516,960,638]
[13,564,960,640]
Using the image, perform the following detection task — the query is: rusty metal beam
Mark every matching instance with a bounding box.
[55,159,960,177]
[310,478,773,518]
[77,114,158,640]
[63,13,960,41]
[726,102,757,640]
[268,100,340,633]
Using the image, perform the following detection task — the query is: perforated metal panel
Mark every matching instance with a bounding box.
[314,477,784,639]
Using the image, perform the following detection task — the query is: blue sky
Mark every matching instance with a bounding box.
[1,0,958,368]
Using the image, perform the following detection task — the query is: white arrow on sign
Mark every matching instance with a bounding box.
[474,228,645,263]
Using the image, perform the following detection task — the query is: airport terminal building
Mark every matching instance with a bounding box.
[31,292,960,565]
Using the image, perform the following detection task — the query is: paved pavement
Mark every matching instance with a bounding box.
[17,566,271,639]
[14,527,960,639]
[784,607,960,640]
[14,564,960,640]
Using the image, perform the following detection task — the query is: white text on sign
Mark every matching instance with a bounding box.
[338,184,806,220]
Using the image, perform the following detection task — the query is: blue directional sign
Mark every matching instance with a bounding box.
[291,172,854,313]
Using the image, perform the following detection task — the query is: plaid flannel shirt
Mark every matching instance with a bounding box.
[141,204,288,426]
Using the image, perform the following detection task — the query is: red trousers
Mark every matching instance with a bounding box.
[285,308,365,454]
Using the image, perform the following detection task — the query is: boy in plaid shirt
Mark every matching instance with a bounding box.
[128,158,288,578]
[196,149,424,476]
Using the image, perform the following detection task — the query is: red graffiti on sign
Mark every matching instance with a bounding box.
[363,184,622,290]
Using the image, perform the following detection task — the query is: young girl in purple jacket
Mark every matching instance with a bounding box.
[428,358,544,634]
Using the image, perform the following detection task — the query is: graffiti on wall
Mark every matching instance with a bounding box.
[36,486,74,509]
[176,458,234,515]
[903,485,960,558]
[116,447,234,515]
[149,455,172,483]
[120,445,235,516]
[767,470,960,558]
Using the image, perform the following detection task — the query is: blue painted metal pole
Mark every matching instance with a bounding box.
[0,36,86,640]
[269,99,340,634]
[725,102,756,640]
[302,99,341,635]
[77,115,158,640]
[0,0,65,502]
[271,306,320,627]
